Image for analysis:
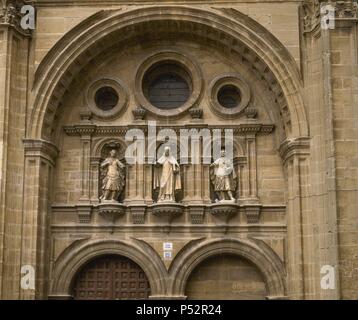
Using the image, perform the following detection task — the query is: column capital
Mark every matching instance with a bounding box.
[279,137,310,164]
[0,0,32,37]
[23,138,59,166]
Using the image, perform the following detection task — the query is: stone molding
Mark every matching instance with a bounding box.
[278,137,310,164]
[23,138,59,166]
[64,123,275,137]
[53,202,280,225]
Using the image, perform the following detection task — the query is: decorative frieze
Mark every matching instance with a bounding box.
[64,123,275,137]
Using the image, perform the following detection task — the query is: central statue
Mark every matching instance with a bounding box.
[154,146,181,203]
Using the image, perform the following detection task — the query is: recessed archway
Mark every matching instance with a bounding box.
[49,238,167,299]
[185,253,267,300]
[169,238,286,299]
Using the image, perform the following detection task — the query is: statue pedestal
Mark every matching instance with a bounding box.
[151,202,183,224]
[98,201,125,223]
[209,202,238,223]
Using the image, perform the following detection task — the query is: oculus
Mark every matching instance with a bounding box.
[209,74,251,118]
[86,78,128,119]
[135,51,203,117]
[143,63,191,110]
[94,86,119,111]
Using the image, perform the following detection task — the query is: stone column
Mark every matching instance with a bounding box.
[20,139,59,299]
[89,157,101,203]
[0,1,31,299]
[279,137,310,299]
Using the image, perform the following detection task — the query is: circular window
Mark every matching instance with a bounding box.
[86,78,128,119]
[209,74,251,118]
[94,86,119,111]
[217,85,241,109]
[143,63,191,110]
[135,51,203,117]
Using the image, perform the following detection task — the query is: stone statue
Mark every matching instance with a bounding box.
[210,149,237,202]
[154,146,181,202]
[100,149,126,202]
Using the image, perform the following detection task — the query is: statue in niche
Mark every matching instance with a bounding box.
[100,149,126,202]
[154,146,181,203]
[210,149,237,202]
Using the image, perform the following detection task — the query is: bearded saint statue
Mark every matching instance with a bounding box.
[154,146,181,203]
[210,149,237,202]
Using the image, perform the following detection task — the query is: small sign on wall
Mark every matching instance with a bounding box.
[163,242,173,251]
[163,242,173,260]
[163,251,172,260]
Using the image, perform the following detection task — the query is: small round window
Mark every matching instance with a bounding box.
[94,86,119,111]
[217,85,241,109]
[143,63,192,109]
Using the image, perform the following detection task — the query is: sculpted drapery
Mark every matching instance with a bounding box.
[100,149,126,202]
[154,146,181,203]
[210,150,237,202]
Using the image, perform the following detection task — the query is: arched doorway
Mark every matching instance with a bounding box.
[185,254,267,300]
[72,255,151,300]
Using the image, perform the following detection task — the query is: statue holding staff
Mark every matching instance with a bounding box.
[154,146,181,203]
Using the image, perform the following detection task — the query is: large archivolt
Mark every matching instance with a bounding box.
[30,6,308,142]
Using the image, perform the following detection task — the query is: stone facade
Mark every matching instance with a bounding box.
[0,0,357,300]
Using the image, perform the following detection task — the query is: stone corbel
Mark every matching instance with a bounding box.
[188,205,206,224]
[75,204,92,223]
[128,204,147,224]
[244,204,262,224]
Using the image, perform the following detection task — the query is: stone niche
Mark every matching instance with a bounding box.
[52,41,285,228]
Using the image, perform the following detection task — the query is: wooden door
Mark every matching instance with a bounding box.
[72,255,150,300]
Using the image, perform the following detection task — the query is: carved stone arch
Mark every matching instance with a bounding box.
[92,137,128,159]
[29,6,308,142]
[168,238,286,299]
[50,238,167,299]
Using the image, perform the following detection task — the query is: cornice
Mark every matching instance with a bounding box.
[63,123,275,137]
[278,137,310,163]
[23,138,60,165]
